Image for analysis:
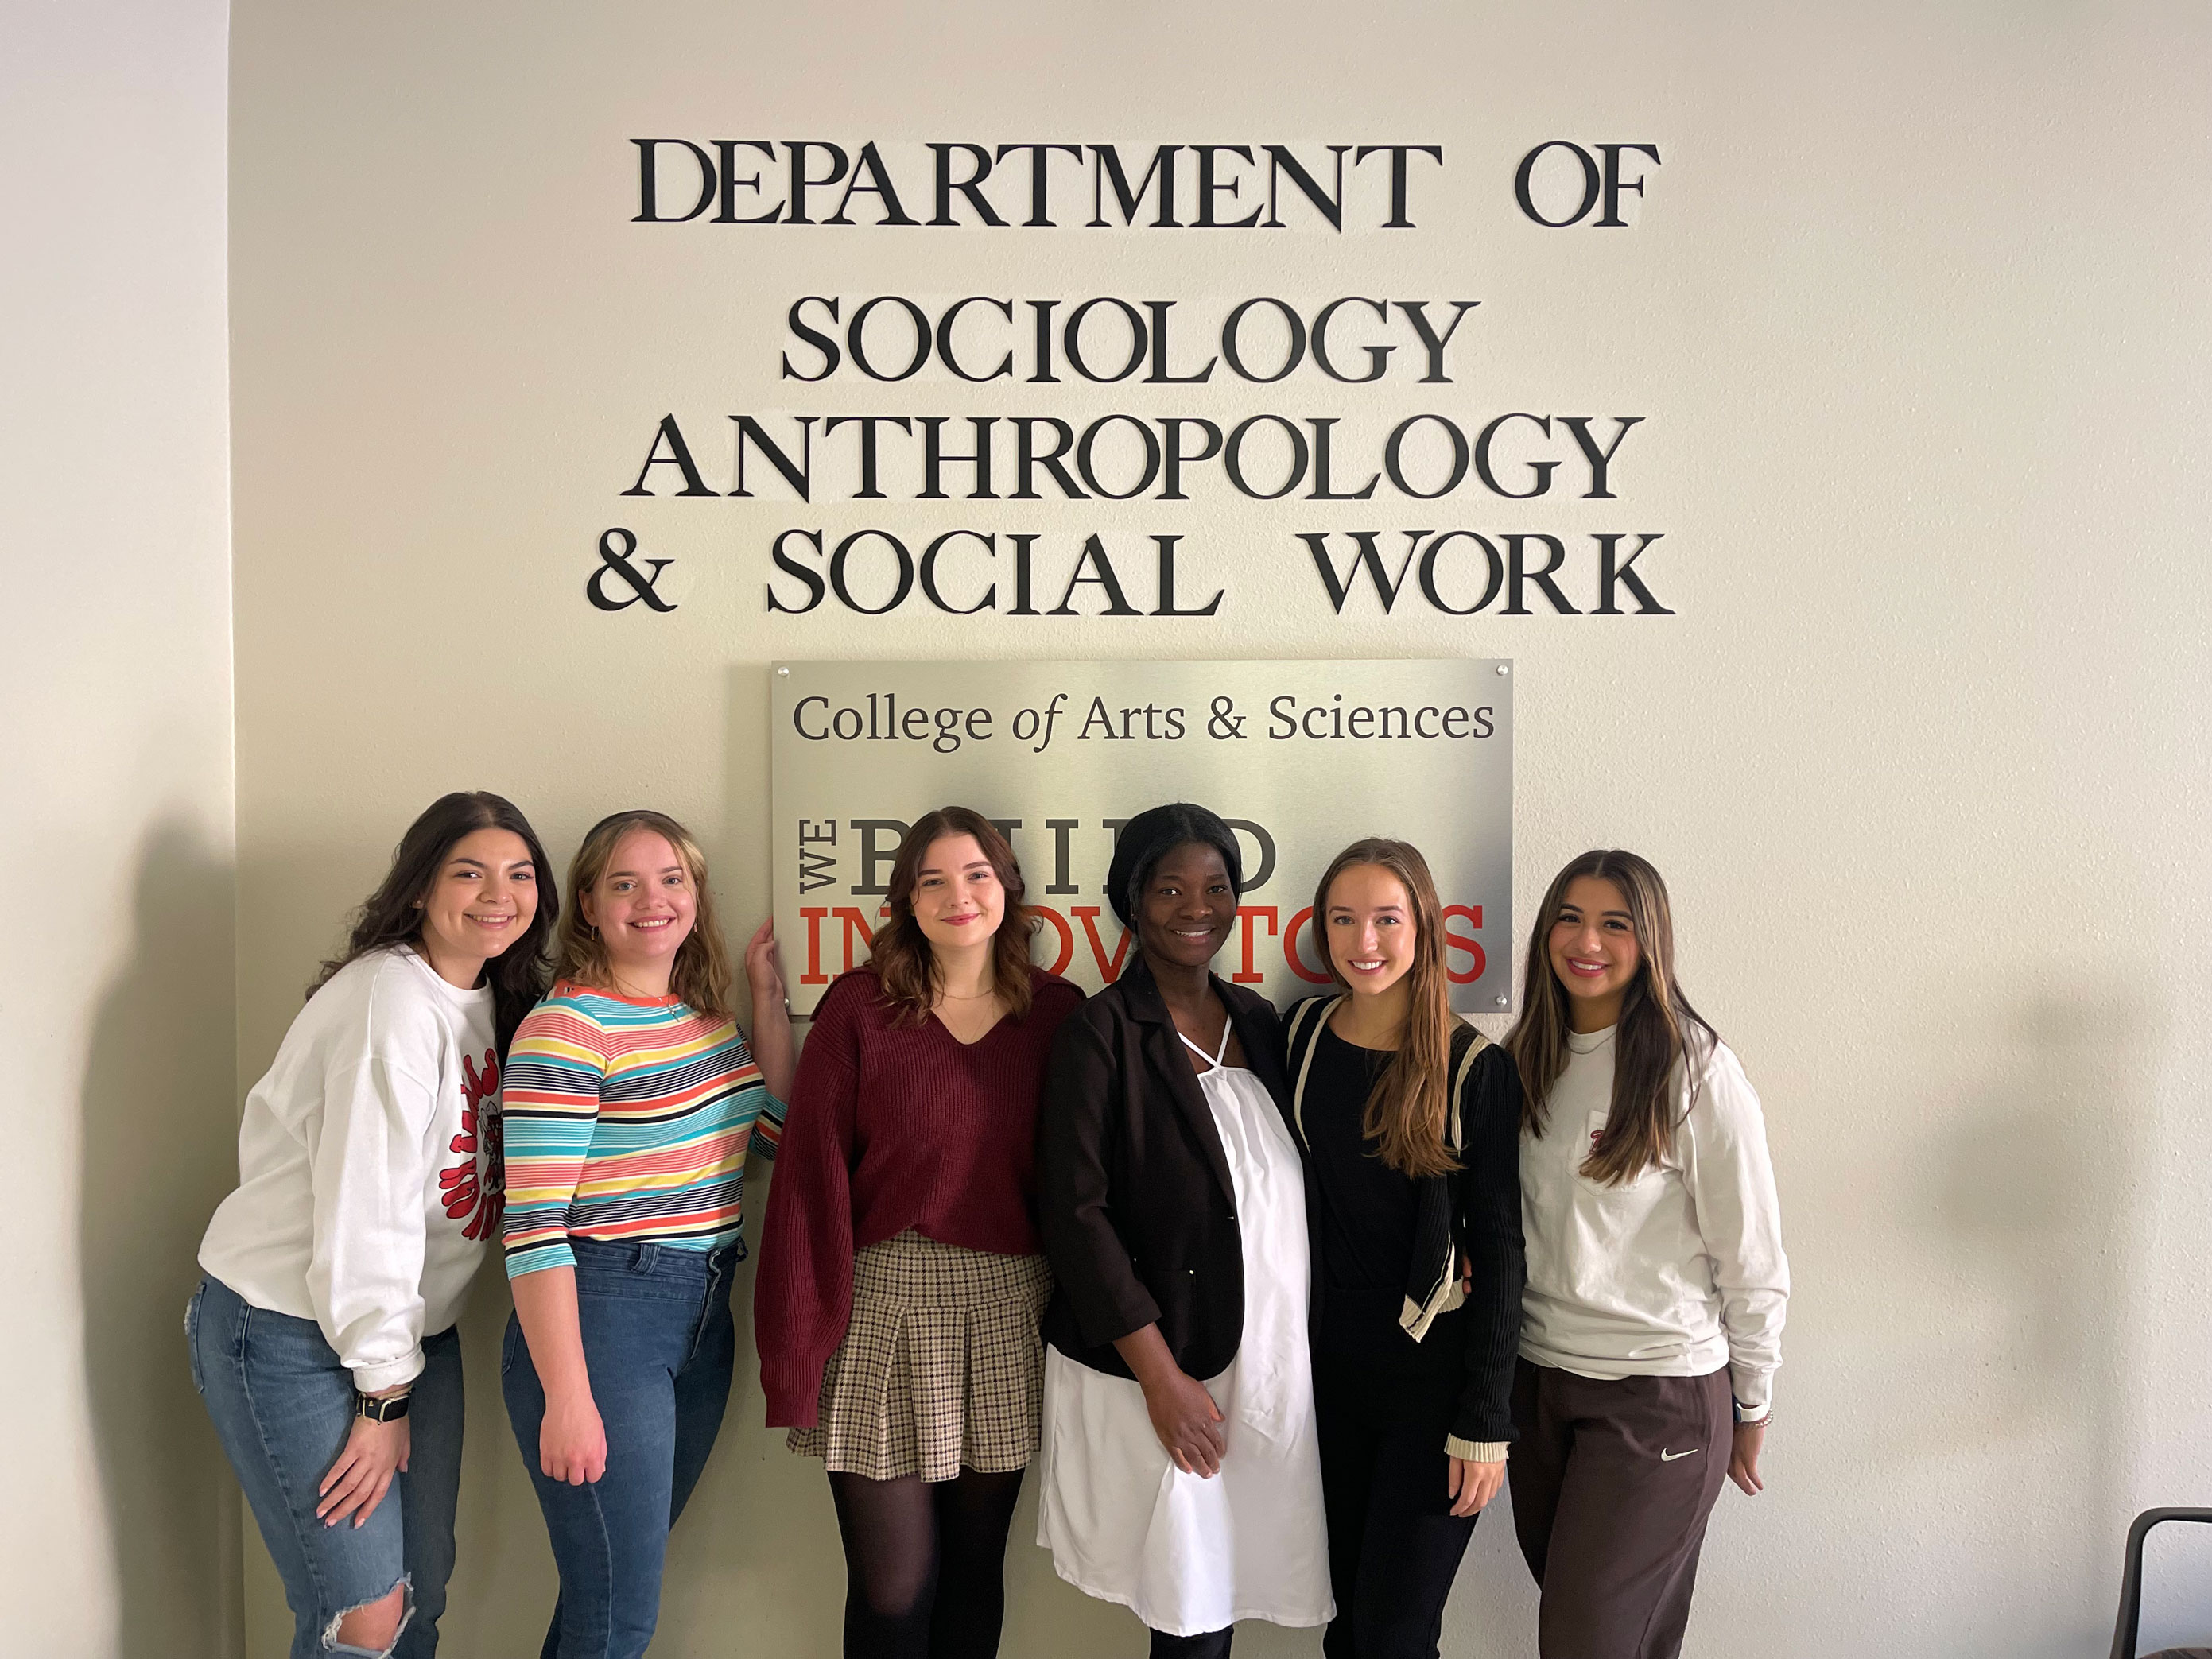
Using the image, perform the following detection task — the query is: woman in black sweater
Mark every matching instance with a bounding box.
[1282,839,1526,1659]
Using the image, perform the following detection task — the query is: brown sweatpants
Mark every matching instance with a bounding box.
[1508,1359,1733,1659]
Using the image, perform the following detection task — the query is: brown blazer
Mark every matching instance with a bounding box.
[1037,955,1294,1382]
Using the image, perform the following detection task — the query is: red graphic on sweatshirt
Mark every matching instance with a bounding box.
[438,1048,504,1239]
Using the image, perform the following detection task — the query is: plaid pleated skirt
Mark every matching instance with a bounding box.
[789,1229,1054,1482]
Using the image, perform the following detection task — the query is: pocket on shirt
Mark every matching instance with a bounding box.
[1577,1111,1674,1196]
[1578,1110,1629,1176]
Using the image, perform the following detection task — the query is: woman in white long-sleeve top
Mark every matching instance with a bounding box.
[190,793,555,1659]
[1503,849,1788,1659]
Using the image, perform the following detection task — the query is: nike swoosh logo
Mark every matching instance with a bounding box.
[1659,1449,1698,1462]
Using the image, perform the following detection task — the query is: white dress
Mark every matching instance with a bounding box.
[1036,1023,1333,1637]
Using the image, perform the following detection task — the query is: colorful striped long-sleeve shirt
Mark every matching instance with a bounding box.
[501,982,784,1278]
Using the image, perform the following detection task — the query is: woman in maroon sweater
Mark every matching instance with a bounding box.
[756,805,1082,1659]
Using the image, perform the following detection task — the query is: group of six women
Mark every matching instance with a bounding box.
[189,791,1788,1659]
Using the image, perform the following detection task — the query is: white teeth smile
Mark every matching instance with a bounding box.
[631,917,673,929]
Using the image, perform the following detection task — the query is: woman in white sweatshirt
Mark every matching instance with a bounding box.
[1502,849,1787,1659]
[191,792,556,1659]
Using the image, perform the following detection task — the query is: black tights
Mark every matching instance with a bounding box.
[1149,1628,1234,1657]
[828,1467,1026,1659]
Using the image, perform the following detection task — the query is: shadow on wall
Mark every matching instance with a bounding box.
[1920,987,2154,1657]
[77,816,241,1658]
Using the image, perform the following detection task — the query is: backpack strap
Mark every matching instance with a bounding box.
[1284,994,1344,1151]
[1399,1019,1495,1344]
[1446,1018,1490,1153]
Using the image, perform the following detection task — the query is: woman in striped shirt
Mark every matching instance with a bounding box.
[500,809,794,1659]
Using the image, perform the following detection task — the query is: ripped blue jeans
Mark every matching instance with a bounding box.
[188,1275,464,1657]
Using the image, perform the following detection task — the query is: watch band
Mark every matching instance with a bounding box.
[355,1390,412,1422]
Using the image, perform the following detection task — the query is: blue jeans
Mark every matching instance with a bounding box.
[501,1238,739,1659]
[188,1275,464,1658]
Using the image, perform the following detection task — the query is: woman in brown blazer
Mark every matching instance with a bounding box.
[1034,803,1332,1657]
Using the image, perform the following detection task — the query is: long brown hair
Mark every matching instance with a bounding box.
[312,791,557,1057]
[1313,839,1460,1180]
[866,807,1038,1026]
[1504,849,1716,1186]
[553,810,734,1021]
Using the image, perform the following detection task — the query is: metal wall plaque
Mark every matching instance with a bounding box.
[770,659,1513,1016]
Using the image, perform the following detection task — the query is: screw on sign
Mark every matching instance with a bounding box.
[587,527,677,611]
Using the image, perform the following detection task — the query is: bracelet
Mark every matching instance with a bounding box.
[1736,1412,1772,1429]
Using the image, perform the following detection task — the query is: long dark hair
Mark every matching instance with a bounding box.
[1504,849,1716,1186]
[865,806,1038,1026]
[553,810,734,1021]
[312,792,557,1056]
[1313,839,1459,1179]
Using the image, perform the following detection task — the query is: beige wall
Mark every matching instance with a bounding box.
[219,3,2212,1657]
[0,2,240,1655]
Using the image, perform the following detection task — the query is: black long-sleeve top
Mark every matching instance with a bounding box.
[1285,998,1526,1452]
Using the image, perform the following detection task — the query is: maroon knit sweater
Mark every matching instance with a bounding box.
[755,964,1083,1428]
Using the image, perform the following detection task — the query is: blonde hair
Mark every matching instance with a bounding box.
[1313,839,1460,1179]
[554,810,734,1020]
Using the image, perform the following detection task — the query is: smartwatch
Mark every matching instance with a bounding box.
[355,1391,412,1422]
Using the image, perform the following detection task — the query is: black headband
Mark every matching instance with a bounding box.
[1104,802,1244,928]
